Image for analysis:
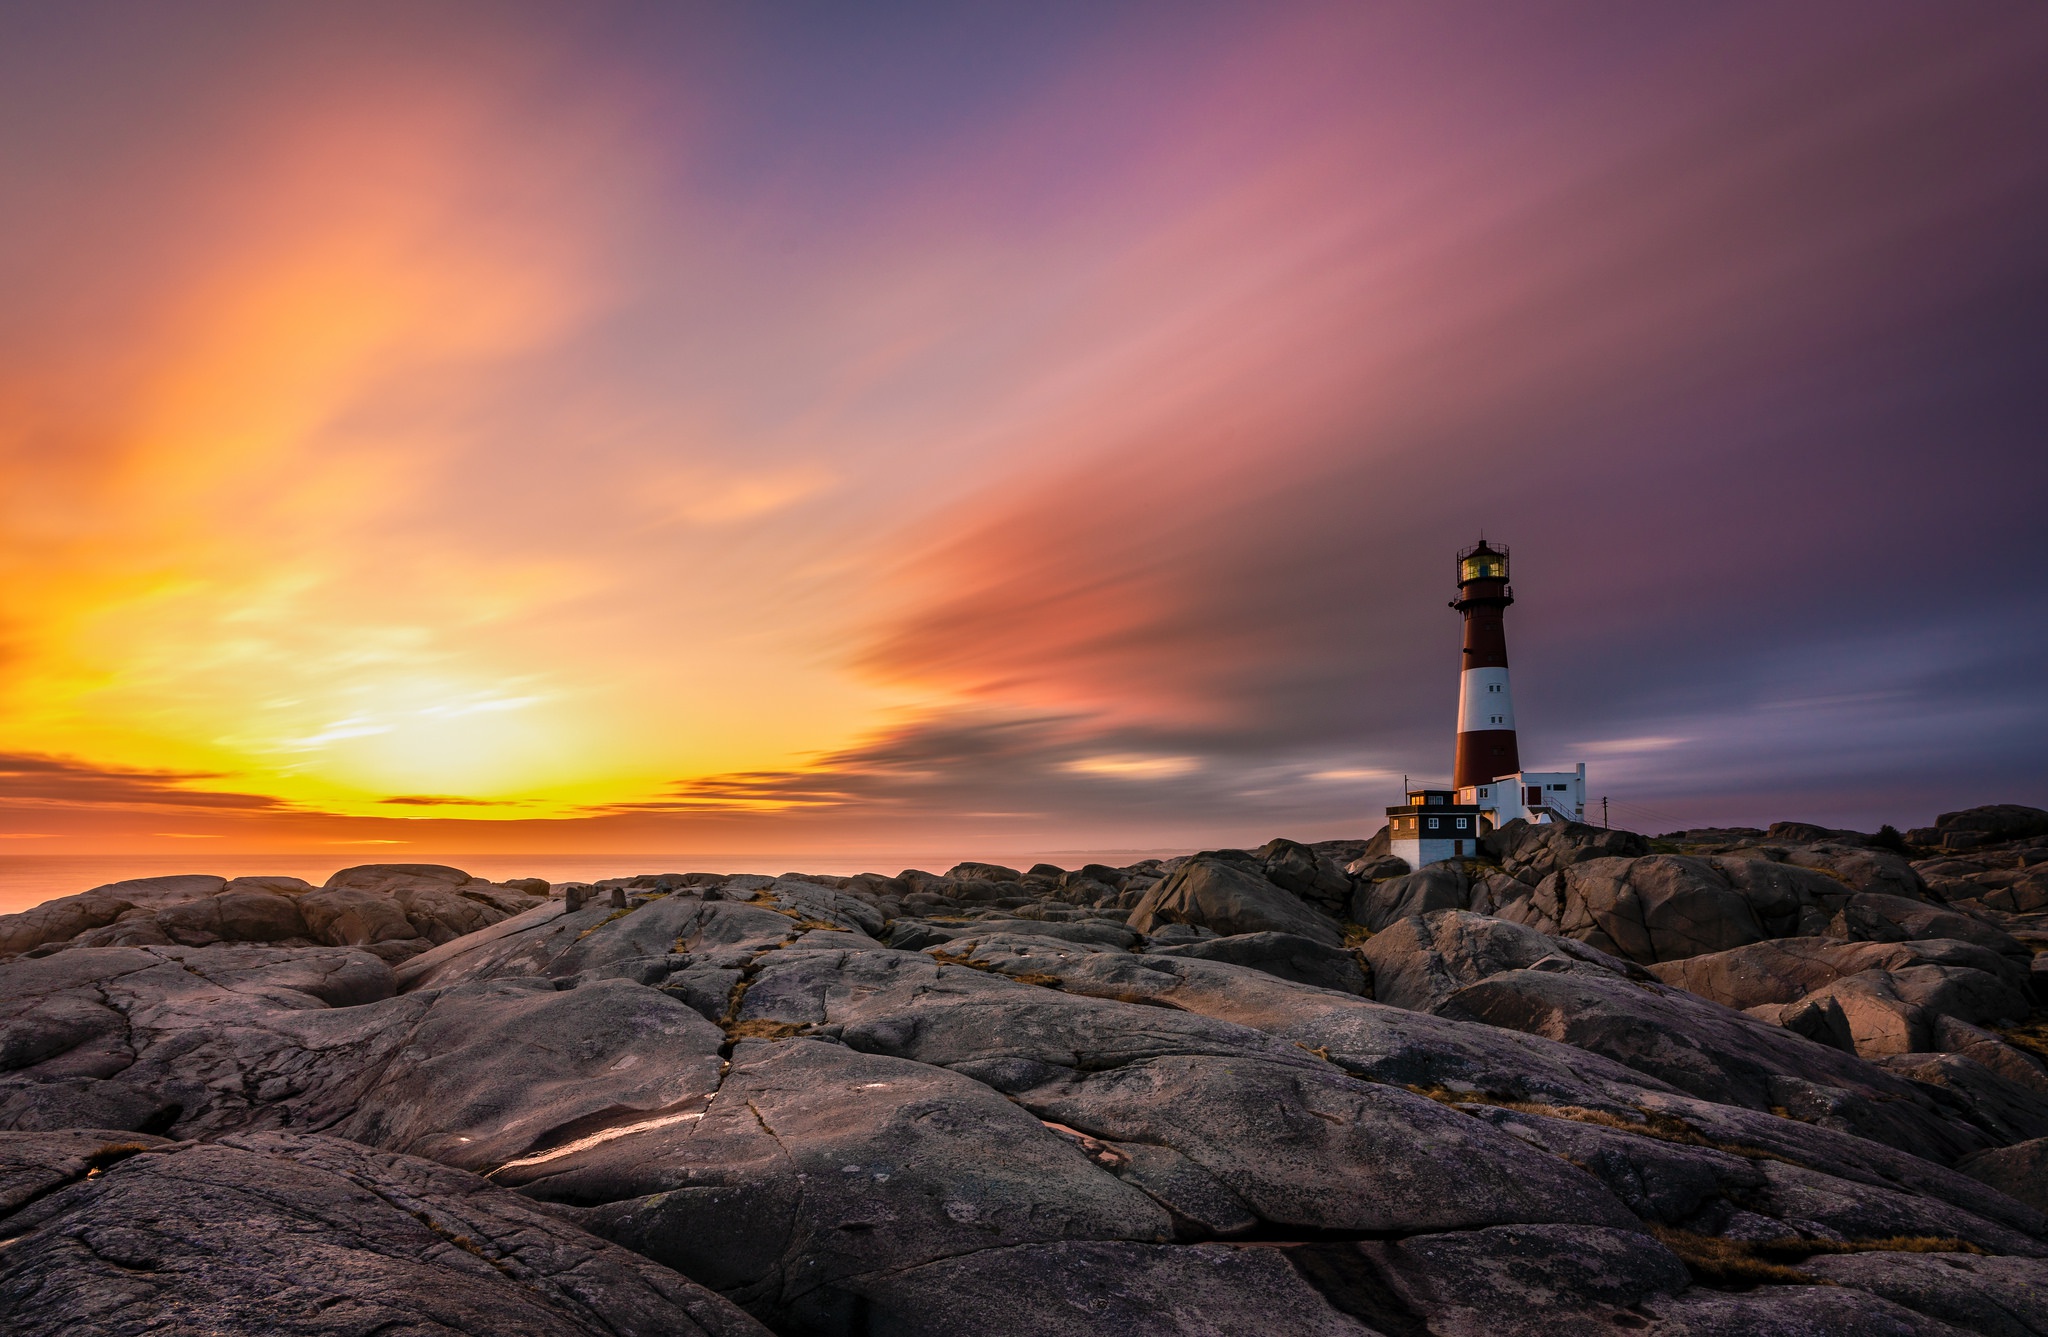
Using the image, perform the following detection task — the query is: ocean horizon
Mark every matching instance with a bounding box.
[0,847,1199,916]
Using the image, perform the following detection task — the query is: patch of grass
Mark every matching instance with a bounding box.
[723,1018,808,1042]
[87,1142,156,1167]
[1649,1226,1984,1289]
[744,891,853,934]
[1993,1011,2048,1066]
[408,1210,513,1273]
[1341,924,1373,948]
[927,948,1062,990]
[1792,1236,1985,1258]
[81,1142,158,1178]
[1295,1042,1333,1063]
[1403,1086,1809,1167]
[1648,1227,1823,1287]
[718,974,755,1029]
[576,907,633,939]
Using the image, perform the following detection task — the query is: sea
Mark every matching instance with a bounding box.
[0,848,1191,916]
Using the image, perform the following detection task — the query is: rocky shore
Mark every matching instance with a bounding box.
[2,804,2046,1334]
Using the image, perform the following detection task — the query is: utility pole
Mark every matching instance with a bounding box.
[1602,796,1609,830]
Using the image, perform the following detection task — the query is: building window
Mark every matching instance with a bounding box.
[1426,818,1439,830]
[1455,818,1468,829]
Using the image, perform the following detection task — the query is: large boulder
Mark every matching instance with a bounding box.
[1650,936,2030,1011]
[528,1037,1179,1326]
[1146,932,1366,994]
[1350,864,1469,932]
[1958,1137,2048,1215]
[79,874,230,906]
[1360,909,1636,1012]
[0,1130,769,1336]
[1433,967,1994,1160]
[835,1240,1377,1336]
[322,863,477,894]
[295,886,419,947]
[945,861,1021,883]
[388,884,505,943]
[1128,856,1344,946]
[220,875,314,897]
[1469,1101,2048,1258]
[1827,892,2029,961]
[1800,1251,2048,1337]
[334,977,728,1172]
[1934,804,2048,849]
[1479,820,1648,882]
[1703,857,1843,936]
[0,895,137,958]
[1783,842,1930,901]
[1254,839,1354,916]
[1504,855,1767,963]
[1874,1051,2048,1145]
[1980,869,2048,914]
[153,890,310,946]
[0,1076,181,1134]
[1935,1017,2048,1097]
[0,875,232,958]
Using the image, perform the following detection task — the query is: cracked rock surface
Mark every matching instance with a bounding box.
[2,825,2047,1334]
[0,1129,768,1336]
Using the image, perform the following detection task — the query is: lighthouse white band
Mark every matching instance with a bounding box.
[1457,666,1515,733]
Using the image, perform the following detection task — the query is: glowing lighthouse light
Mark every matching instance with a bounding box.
[1387,538,1587,871]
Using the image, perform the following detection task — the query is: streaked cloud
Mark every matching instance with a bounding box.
[0,753,294,812]
[1062,755,1202,781]
[1575,737,1691,756]
[1,2,2043,858]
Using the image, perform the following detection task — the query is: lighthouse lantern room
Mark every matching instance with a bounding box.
[1387,539,1588,869]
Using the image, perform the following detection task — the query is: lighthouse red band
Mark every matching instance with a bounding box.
[1451,539,1519,789]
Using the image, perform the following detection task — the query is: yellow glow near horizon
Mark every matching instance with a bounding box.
[0,57,901,828]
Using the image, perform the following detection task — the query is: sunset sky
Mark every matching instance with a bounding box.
[4,1,2046,865]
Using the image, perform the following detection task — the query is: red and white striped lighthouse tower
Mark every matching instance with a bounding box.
[1387,537,1584,868]
[1451,539,1519,789]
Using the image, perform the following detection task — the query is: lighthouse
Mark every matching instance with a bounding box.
[1452,539,1518,788]
[1386,538,1587,871]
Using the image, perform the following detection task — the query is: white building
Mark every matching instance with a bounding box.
[1386,788,1486,869]
[1457,762,1585,827]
